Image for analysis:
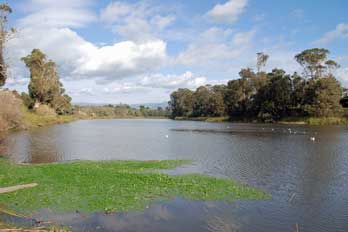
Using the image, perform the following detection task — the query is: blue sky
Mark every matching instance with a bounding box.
[5,0,348,104]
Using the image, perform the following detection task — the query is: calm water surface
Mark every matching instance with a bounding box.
[2,119,348,232]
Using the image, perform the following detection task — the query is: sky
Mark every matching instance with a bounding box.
[4,0,348,104]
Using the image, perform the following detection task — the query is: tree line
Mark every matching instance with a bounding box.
[75,104,169,118]
[169,49,346,122]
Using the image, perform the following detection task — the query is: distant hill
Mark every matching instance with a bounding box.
[130,102,168,109]
[74,102,168,109]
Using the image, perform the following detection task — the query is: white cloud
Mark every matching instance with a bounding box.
[17,0,96,28]
[72,40,167,81]
[11,0,345,104]
[100,1,175,42]
[207,0,248,24]
[73,88,94,96]
[151,15,176,30]
[175,27,255,66]
[265,50,299,73]
[100,2,131,24]
[337,67,348,87]
[68,71,227,103]
[7,0,168,86]
[314,23,348,45]
[18,0,95,10]
[102,84,148,94]
[5,77,28,86]
[138,71,208,90]
[7,27,167,83]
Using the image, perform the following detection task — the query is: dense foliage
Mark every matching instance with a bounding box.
[21,49,73,115]
[169,49,346,122]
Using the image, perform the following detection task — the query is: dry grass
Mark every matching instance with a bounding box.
[0,91,24,132]
[23,111,75,128]
[34,105,56,117]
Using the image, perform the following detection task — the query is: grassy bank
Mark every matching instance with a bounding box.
[279,116,348,125]
[175,115,348,125]
[175,116,229,123]
[79,115,168,120]
[23,111,168,129]
[23,111,77,128]
[0,158,268,214]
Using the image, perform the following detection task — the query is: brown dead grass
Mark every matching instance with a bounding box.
[0,91,24,131]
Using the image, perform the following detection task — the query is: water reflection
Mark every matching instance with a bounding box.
[2,119,348,231]
[10,199,244,232]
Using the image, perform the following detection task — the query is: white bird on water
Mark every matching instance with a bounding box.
[165,135,169,138]
[310,137,315,141]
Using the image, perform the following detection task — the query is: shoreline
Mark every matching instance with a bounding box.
[173,115,348,126]
[10,113,169,132]
[3,113,347,135]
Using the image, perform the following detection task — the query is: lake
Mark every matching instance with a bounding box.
[2,119,348,232]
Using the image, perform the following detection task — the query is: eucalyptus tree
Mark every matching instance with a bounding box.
[21,49,72,114]
[22,49,61,106]
[294,48,339,79]
[256,52,269,73]
[191,85,226,117]
[294,48,343,116]
[168,88,194,118]
[255,69,293,121]
[304,77,343,117]
[0,3,14,87]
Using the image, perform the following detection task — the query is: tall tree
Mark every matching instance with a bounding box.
[325,59,340,76]
[22,49,61,105]
[225,68,261,118]
[256,52,269,73]
[211,85,226,116]
[0,3,14,87]
[295,48,343,116]
[191,85,225,117]
[192,86,211,117]
[225,78,251,118]
[168,88,194,118]
[295,48,331,79]
[21,49,72,114]
[291,72,306,114]
[255,69,292,121]
[304,77,343,117]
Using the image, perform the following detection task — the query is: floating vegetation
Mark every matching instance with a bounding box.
[0,159,269,214]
